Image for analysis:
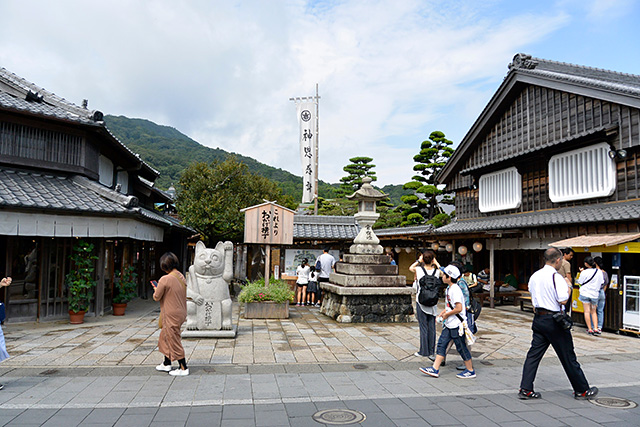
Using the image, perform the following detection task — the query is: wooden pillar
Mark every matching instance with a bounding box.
[265,244,271,286]
[96,239,106,317]
[451,239,456,262]
[489,239,495,309]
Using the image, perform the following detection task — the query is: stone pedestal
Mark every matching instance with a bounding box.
[320,254,413,323]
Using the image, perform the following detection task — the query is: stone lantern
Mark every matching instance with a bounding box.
[346,177,386,255]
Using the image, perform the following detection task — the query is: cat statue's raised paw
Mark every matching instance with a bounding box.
[185,241,234,331]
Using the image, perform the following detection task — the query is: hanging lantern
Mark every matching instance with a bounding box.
[404,247,412,253]
[458,245,468,256]
[445,243,453,252]
[384,246,392,253]
[473,242,483,252]
[431,242,439,251]
[395,246,401,253]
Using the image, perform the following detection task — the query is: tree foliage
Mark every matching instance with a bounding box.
[335,157,377,197]
[400,131,455,226]
[176,157,297,243]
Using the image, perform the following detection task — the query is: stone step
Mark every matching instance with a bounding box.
[329,273,407,287]
[342,254,390,264]
[335,263,398,276]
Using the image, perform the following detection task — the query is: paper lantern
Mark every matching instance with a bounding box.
[473,242,483,252]
[445,243,453,252]
[431,242,439,251]
[405,247,412,253]
[395,246,401,253]
[458,245,468,256]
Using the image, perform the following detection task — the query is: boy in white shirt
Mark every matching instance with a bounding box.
[419,264,476,379]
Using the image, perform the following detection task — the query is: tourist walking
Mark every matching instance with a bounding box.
[519,248,598,400]
[419,264,476,379]
[295,258,310,306]
[0,277,11,390]
[593,256,609,334]
[409,250,441,360]
[153,252,190,376]
[576,256,604,336]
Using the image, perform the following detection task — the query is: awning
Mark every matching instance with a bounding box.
[549,233,640,248]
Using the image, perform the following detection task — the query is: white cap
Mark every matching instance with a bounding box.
[440,265,461,280]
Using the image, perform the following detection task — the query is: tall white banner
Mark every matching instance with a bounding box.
[297,101,316,204]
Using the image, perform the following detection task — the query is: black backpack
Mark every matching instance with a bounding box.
[418,266,442,306]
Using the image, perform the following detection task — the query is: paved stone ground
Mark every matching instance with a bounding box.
[1,299,640,426]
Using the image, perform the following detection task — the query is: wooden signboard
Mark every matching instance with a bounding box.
[242,202,294,245]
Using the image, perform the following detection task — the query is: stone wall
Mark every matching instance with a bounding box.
[321,292,415,323]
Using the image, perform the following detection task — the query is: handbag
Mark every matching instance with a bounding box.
[0,302,5,323]
[552,273,573,330]
[447,293,476,346]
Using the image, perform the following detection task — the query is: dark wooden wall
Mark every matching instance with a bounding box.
[449,84,640,220]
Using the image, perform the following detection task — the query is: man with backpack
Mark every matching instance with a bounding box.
[409,250,442,361]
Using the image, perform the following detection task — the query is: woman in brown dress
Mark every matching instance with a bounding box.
[153,252,189,376]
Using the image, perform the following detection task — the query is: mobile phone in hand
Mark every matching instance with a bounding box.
[150,280,158,288]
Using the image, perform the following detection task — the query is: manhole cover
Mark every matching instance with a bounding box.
[352,364,368,370]
[591,397,637,409]
[312,409,366,425]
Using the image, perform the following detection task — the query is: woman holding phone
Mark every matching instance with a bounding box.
[152,252,189,376]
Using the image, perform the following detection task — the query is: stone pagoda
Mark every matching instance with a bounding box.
[319,177,413,323]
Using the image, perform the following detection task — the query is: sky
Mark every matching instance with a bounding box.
[1,0,639,187]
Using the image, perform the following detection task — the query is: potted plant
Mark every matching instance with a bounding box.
[65,240,97,324]
[112,265,138,315]
[238,278,294,319]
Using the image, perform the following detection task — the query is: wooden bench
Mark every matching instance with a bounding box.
[475,291,522,306]
[519,293,534,312]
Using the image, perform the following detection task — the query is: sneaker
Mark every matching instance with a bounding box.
[574,386,598,400]
[456,369,476,379]
[456,365,466,371]
[414,352,422,357]
[315,303,320,307]
[419,367,439,377]
[593,329,601,336]
[427,354,436,362]
[518,389,541,399]
[155,363,172,372]
[587,330,594,335]
[0,383,4,390]
[169,368,189,376]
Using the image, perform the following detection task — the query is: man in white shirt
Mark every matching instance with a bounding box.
[317,248,335,282]
[419,264,476,379]
[519,248,598,401]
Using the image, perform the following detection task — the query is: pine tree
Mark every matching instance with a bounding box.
[400,131,454,226]
[336,157,377,197]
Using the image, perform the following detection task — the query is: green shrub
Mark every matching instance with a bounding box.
[113,265,138,304]
[238,278,294,304]
[66,240,97,313]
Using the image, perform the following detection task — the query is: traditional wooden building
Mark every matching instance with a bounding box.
[0,67,193,322]
[436,53,640,331]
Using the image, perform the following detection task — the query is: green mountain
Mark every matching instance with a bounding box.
[104,115,337,200]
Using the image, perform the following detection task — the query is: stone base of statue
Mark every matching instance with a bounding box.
[182,326,237,338]
[320,254,413,323]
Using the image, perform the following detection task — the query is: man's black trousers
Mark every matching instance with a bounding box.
[520,313,590,393]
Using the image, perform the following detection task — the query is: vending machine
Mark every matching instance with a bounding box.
[623,276,640,331]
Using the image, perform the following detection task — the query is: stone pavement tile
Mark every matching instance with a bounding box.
[82,408,126,424]
[568,406,624,424]
[152,406,190,422]
[284,401,316,417]
[114,413,156,427]
[186,412,222,427]
[0,408,24,426]
[562,416,609,427]
[255,409,290,427]
[436,400,481,417]
[374,400,419,419]
[453,414,501,427]
[512,410,566,426]
[41,408,92,426]
[5,408,57,425]
[413,408,460,426]
[497,422,535,427]
[99,390,137,405]
[358,410,394,426]
[393,417,433,427]
[474,405,522,423]
[222,403,255,419]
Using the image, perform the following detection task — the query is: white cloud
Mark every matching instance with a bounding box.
[0,0,599,188]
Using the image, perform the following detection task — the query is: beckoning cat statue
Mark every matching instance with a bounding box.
[185,241,234,330]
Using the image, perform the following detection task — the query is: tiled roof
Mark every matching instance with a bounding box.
[0,167,191,232]
[293,215,359,240]
[435,200,640,235]
[374,224,433,237]
[0,68,159,179]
